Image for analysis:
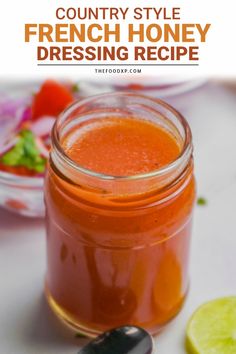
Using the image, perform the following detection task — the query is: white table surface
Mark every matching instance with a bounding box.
[0,81,236,354]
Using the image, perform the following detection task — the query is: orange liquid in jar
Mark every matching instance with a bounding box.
[45,114,195,336]
[65,117,181,176]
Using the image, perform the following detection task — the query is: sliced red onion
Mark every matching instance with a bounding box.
[35,137,49,158]
[17,106,31,126]
[0,136,19,156]
[0,96,32,138]
[0,96,31,121]
[31,116,55,137]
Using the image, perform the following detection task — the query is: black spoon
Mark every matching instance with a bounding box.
[78,326,155,354]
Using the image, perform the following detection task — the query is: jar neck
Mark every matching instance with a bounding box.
[51,92,193,197]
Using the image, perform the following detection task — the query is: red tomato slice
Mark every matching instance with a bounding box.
[31,80,74,120]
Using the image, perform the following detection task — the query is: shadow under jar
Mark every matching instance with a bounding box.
[44,92,196,337]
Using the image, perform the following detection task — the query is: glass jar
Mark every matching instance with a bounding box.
[45,92,196,336]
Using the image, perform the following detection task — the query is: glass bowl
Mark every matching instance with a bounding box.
[0,170,44,217]
[0,84,46,217]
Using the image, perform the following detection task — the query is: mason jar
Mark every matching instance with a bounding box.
[44,92,196,336]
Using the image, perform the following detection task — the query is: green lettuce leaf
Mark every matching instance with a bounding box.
[1,129,47,173]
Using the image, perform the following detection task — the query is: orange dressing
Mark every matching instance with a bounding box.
[64,117,180,176]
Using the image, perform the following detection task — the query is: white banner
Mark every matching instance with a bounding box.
[0,0,235,79]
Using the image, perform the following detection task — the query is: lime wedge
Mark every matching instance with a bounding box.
[186,297,236,354]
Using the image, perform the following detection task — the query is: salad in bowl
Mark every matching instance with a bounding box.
[0,80,78,216]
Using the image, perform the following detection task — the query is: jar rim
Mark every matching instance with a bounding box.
[51,92,193,182]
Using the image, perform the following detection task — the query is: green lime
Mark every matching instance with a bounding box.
[186,297,236,354]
